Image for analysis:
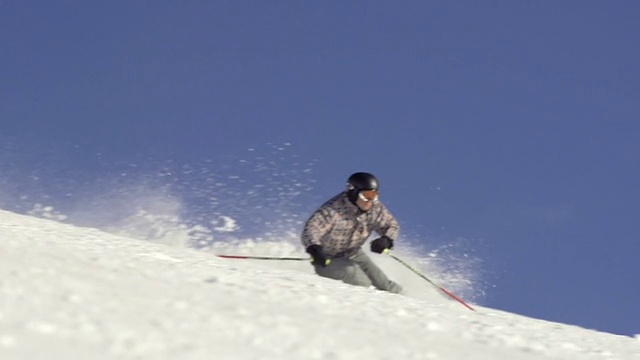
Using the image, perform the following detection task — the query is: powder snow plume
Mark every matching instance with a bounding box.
[0,139,485,304]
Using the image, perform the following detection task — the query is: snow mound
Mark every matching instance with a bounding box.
[0,209,638,360]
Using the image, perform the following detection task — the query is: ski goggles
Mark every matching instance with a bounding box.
[358,189,379,202]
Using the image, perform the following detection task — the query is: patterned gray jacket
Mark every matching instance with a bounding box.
[301,192,399,258]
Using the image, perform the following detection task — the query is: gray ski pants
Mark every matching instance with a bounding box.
[313,248,402,293]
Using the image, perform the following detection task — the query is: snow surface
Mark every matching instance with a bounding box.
[1,209,638,360]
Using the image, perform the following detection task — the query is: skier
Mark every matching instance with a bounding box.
[301,172,402,293]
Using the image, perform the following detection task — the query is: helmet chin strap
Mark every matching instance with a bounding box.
[347,188,360,205]
[345,183,359,204]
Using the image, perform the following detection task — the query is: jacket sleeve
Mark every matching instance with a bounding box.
[372,203,400,241]
[301,207,334,248]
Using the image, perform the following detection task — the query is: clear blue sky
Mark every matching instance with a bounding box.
[2,2,639,336]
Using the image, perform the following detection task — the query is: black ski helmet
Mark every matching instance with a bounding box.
[346,172,379,203]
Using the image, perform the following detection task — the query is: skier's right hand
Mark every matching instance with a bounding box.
[306,244,330,267]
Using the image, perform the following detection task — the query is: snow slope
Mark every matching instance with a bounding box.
[1,209,638,360]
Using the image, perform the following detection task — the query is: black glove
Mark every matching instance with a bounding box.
[306,244,330,267]
[370,236,394,254]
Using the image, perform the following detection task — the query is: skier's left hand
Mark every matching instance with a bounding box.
[370,236,394,254]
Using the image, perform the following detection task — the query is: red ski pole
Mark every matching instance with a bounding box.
[216,254,310,261]
[384,250,476,311]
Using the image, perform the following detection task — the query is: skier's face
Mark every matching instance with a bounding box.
[356,190,378,211]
